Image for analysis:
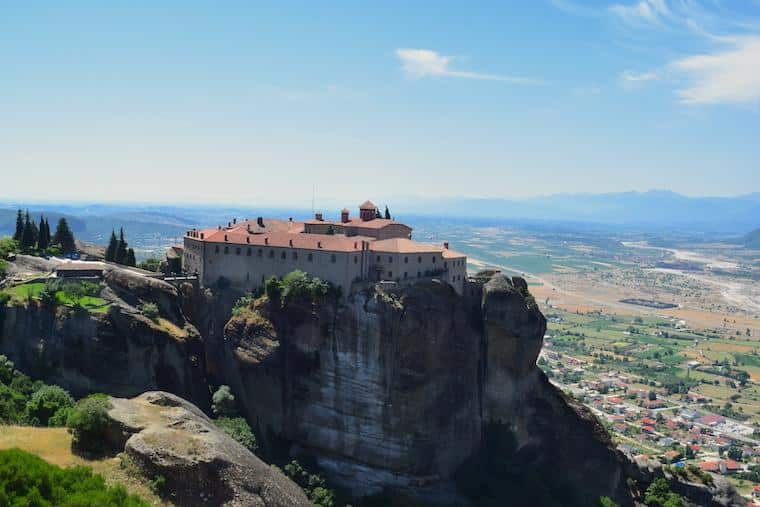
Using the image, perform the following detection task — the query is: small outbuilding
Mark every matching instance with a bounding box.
[55,262,105,279]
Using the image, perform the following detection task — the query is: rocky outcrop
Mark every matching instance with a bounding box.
[219,275,632,505]
[105,391,310,507]
[0,269,208,407]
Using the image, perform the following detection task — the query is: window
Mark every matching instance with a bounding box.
[354,256,358,264]
[215,245,219,253]
[444,261,448,268]
[417,271,421,278]
[308,253,313,262]
[224,246,229,254]
[388,256,393,263]
[269,250,274,258]
[281,251,286,260]
[247,248,251,256]
[404,272,408,279]
[418,256,422,263]
[376,255,381,262]
[432,257,436,263]
[292,251,298,260]
[388,271,392,278]
[331,254,336,263]
[404,256,408,263]
[236,247,241,255]
[258,249,263,257]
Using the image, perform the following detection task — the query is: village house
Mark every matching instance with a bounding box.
[181,201,468,296]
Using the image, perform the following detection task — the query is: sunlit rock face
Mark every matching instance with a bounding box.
[220,275,630,504]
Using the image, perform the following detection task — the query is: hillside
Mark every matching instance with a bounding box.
[744,228,760,248]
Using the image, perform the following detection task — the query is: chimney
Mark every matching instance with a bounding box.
[315,212,323,221]
[264,237,269,245]
[444,242,449,249]
[257,217,264,227]
[247,224,251,233]
[224,235,228,242]
[289,239,293,247]
[246,237,250,244]
[317,241,322,248]
[200,233,204,239]
[228,222,231,228]
[354,241,357,249]
[233,218,237,224]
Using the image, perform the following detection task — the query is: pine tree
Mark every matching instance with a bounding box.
[115,228,128,264]
[37,215,49,251]
[53,218,76,254]
[105,230,118,262]
[384,206,391,220]
[125,248,136,267]
[13,210,24,242]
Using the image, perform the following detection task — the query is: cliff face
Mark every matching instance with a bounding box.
[0,275,208,407]
[221,275,631,505]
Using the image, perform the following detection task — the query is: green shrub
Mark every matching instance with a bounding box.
[148,475,166,495]
[138,302,159,322]
[67,394,113,451]
[25,385,75,426]
[283,460,335,507]
[216,416,257,452]
[0,292,9,307]
[0,448,148,506]
[137,258,161,272]
[265,270,336,307]
[0,383,28,424]
[232,295,254,316]
[211,385,236,417]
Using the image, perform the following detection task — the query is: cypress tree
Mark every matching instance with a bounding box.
[375,208,382,219]
[13,210,24,242]
[105,230,118,262]
[115,228,128,264]
[37,215,49,251]
[384,206,391,220]
[44,218,51,246]
[125,248,136,267]
[53,218,76,254]
[21,211,36,252]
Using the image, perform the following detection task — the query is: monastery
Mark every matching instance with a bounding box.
[183,200,467,295]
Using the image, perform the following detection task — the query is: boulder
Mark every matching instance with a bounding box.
[106,391,310,507]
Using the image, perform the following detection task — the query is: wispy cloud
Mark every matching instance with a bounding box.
[670,36,760,104]
[395,48,543,84]
[619,69,659,88]
[609,0,670,26]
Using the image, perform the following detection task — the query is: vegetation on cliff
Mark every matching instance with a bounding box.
[66,394,113,453]
[264,270,340,307]
[0,449,148,507]
[0,355,73,427]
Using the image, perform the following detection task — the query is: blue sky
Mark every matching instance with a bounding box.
[1,0,759,206]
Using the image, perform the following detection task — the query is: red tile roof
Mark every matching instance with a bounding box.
[360,200,376,209]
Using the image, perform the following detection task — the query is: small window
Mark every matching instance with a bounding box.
[308,253,313,262]
[418,256,422,263]
[281,251,286,260]
[292,251,298,260]
[388,271,392,278]
[432,257,436,263]
[257,249,263,257]
[247,248,252,256]
[236,247,241,255]
[444,261,448,268]
[331,254,336,263]
[269,250,274,258]
[215,245,219,253]
[354,256,358,264]
[403,272,408,279]
[404,256,408,263]
[224,246,229,254]
[388,256,393,263]
[376,255,381,262]
[417,271,421,278]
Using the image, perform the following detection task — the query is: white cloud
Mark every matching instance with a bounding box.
[670,36,760,104]
[619,70,659,88]
[609,0,670,25]
[395,48,543,84]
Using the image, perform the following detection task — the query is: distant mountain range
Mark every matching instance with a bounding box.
[402,190,760,234]
[1,191,757,245]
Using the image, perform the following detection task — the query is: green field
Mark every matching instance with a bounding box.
[2,282,109,313]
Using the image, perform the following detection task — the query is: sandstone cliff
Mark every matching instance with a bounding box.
[219,275,632,505]
[105,391,310,507]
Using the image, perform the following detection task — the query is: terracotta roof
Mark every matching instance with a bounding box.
[359,200,376,209]
[699,461,720,471]
[370,238,443,254]
[304,218,409,230]
[199,230,373,253]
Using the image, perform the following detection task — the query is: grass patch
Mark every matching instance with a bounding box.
[1,281,109,312]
